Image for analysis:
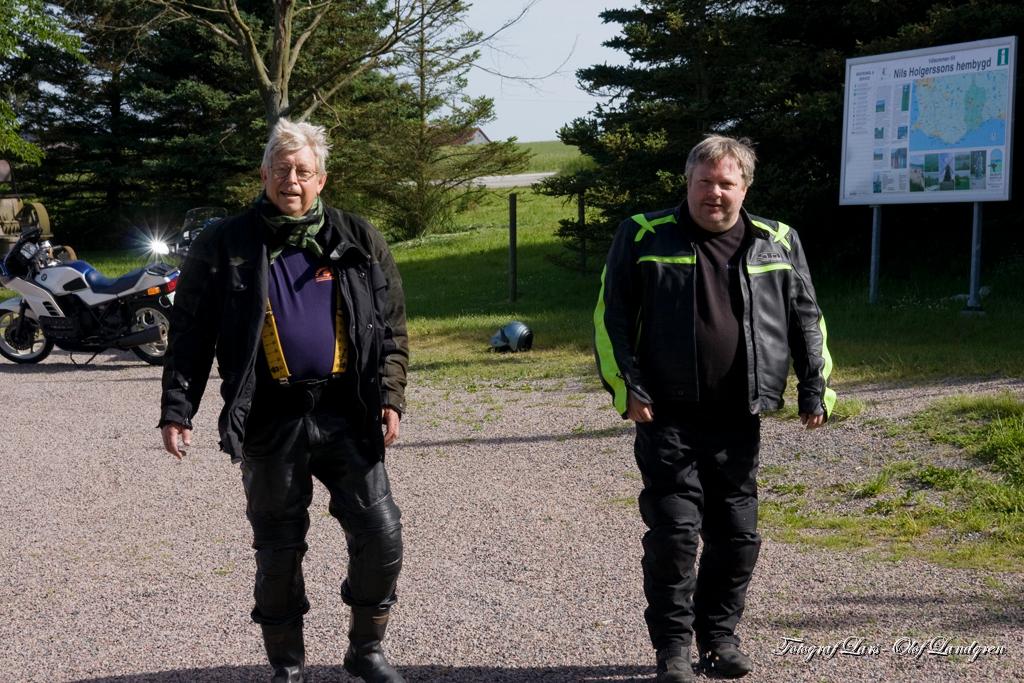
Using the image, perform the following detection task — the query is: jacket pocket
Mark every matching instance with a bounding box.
[368,262,388,309]
[227,262,255,294]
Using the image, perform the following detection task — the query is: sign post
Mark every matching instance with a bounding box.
[869,206,881,305]
[967,202,984,311]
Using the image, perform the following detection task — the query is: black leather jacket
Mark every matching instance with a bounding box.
[595,206,835,418]
[159,205,408,462]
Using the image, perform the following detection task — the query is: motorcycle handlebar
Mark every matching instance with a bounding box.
[3,227,45,279]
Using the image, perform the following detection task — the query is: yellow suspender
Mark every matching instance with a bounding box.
[331,288,348,374]
[261,288,348,384]
[261,300,291,382]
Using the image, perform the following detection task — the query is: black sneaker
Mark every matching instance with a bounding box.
[699,643,753,678]
[655,647,695,683]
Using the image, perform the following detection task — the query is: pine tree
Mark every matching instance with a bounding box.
[0,0,79,162]
[540,0,766,264]
[541,0,1024,267]
[9,1,157,244]
[339,0,529,239]
[134,0,475,127]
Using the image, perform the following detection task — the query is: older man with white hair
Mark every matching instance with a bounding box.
[160,118,409,683]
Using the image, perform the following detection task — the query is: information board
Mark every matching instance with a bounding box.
[840,36,1016,205]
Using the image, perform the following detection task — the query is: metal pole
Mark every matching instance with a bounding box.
[508,192,518,303]
[966,202,983,311]
[869,205,881,304]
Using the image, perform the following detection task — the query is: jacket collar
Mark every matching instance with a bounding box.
[320,207,371,262]
[673,203,755,241]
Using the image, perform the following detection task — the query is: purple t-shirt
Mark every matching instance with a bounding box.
[266,246,343,382]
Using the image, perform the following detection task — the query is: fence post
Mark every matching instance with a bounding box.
[509,192,517,303]
[577,192,586,271]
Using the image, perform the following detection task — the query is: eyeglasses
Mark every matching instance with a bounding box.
[270,165,320,182]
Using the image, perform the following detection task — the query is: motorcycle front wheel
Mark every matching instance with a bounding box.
[131,304,170,366]
[0,309,54,364]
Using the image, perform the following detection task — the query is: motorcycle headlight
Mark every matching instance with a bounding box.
[19,242,40,260]
[149,239,170,256]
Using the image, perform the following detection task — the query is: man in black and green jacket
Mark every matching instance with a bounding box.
[595,135,835,682]
[160,119,408,683]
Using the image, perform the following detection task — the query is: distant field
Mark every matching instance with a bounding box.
[516,140,583,173]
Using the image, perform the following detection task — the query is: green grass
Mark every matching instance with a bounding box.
[393,189,597,383]
[86,251,172,275]
[852,468,893,499]
[403,198,1024,384]
[817,260,1024,383]
[908,393,1024,484]
[516,140,583,173]
[397,191,1024,385]
[761,393,1024,570]
[766,482,807,497]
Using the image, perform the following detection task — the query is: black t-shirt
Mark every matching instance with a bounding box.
[681,211,748,405]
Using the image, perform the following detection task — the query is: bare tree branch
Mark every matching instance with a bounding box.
[142,0,240,46]
[131,0,542,128]
[218,0,273,93]
[289,3,332,76]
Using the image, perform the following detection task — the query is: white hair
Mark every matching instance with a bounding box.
[261,118,331,175]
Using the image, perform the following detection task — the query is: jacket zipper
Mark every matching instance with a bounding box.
[334,243,369,416]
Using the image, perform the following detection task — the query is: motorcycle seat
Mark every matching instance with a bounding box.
[65,260,151,295]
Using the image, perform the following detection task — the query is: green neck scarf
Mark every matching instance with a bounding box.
[257,192,325,262]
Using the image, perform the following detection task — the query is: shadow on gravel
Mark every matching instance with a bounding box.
[395,426,633,450]
[72,664,654,682]
[770,592,1024,630]
[0,360,143,375]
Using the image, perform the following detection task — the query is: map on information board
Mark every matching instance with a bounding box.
[840,37,1016,205]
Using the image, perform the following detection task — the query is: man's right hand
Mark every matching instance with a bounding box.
[161,423,192,459]
[627,393,654,423]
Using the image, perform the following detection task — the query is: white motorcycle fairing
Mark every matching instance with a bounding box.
[32,260,174,308]
[5,260,176,319]
[0,297,25,314]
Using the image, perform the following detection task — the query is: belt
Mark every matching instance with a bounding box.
[281,375,341,388]
[257,374,350,415]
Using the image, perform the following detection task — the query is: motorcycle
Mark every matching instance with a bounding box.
[170,206,226,259]
[0,226,179,365]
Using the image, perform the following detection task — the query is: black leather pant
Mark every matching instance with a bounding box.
[634,404,761,652]
[241,380,403,627]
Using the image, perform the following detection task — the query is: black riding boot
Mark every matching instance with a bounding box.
[342,606,405,683]
[261,622,305,683]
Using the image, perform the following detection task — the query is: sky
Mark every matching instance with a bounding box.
[462,1,630,142]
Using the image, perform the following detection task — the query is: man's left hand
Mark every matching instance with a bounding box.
[800,412,825,430]
[382,406,400,446]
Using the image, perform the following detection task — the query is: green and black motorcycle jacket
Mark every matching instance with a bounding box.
[594,205,836,419]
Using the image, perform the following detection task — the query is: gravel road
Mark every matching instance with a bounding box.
[1,350,1022,682]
